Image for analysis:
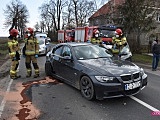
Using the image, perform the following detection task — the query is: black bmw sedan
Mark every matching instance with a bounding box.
[45,42,147,100]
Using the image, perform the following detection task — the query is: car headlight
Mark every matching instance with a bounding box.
[140,68,145,76]
[95,76,114,82]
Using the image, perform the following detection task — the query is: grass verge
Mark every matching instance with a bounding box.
[132,54,152,64]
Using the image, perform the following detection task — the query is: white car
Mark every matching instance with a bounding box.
[35,33,51,55]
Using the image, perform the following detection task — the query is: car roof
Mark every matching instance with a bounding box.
[58,42,92,47]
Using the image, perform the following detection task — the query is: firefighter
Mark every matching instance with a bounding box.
[23,27,40,78]
[92,29,102,44]
[8,29,21,79]
[112,28,127,54]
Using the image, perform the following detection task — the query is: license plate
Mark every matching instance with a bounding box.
[125,81,141,90]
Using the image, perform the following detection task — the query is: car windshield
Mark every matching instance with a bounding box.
[73,44,112,60]
[99,30,116,38]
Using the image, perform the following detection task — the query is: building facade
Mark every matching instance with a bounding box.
[89,0,160,45]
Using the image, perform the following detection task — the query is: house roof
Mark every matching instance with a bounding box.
[89,0,125,20]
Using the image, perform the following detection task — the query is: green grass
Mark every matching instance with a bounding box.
[0,38,8,60]
[0,43,8,50]
[132,54,152,64]
[50,41,58,44]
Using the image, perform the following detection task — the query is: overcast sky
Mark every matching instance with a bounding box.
[0,0,107,37]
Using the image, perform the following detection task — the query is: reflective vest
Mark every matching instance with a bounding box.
[112,36,127,54]
[91,38,102,44]
[25,37,39,55]
[112,36,127,46]
[8,38,20,58]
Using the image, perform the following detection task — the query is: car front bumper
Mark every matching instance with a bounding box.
[39,48,46,55]
[90,74,147,100]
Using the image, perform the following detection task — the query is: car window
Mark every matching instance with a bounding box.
[38,39,45,45]
[61,46,72,57]
[52,45,63,56]
[73,45,112,60]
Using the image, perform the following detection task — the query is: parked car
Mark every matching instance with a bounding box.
[38,38,51,55]
[45,42,147,100]
[35,33,51,55]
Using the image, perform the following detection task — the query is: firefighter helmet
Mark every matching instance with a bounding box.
[93,29,99,34]
[115,28,122,35]
[10,29,18,37]
[25,27,34,34]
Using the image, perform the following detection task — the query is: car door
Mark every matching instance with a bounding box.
[50,45,63,76]
[59,46,78,85]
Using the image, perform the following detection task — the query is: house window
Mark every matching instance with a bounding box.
[156,13,160,22]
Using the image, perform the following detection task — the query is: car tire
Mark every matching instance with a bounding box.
[45,61,53,76]
[80,76,95,100]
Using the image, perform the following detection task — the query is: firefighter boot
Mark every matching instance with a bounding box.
[34,69,39,78]
[10,70,21,80]
[13,75,21,80]
[26,69,32,78]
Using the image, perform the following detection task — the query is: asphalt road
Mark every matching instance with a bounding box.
[0,55,160,120]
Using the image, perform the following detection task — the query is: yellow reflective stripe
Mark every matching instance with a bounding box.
[25,51,36,55]
[27,69,31,72]
[10,70,16,73]
[35,69,39,72]
[9,52,16,55]
[10,70,16,77]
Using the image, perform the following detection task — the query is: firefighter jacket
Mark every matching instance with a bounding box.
[112,36,127,46]
[23,36,39,56]
[8,36,20,60]
[91,37,102,44]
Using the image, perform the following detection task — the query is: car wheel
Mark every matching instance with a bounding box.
[45,61,53,76]
[80,76,95,100]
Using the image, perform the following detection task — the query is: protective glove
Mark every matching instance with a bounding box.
[35,54,38,58]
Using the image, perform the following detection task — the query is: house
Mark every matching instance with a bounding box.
[89,0,125,26]
[89,0,160,46]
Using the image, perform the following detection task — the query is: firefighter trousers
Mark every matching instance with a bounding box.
[10,60,19,78]
[25,55,39,76]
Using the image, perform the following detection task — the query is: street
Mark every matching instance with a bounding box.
[0,55,160,120]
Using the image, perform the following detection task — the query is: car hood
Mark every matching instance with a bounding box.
[78,58,140,76]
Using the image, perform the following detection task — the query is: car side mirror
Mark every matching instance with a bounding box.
[46,42,49,45]
[63,56,73,62]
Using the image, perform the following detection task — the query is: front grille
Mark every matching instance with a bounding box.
[121,72,140,81]
[133,72,139,79]
[121,75,131,81]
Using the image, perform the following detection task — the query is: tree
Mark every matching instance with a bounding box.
[116,0,159,53]
[3,0,29,38]
[72,0,96,27]
[39,0,68,32]
[34,22,40,32]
